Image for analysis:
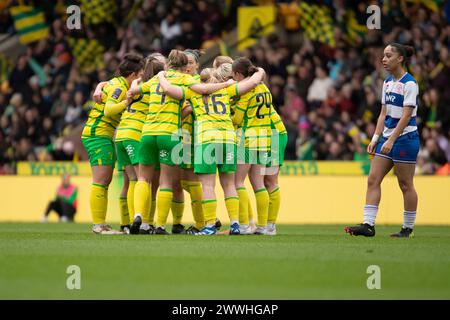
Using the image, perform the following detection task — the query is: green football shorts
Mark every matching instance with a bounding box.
[267,132,288,167]
[116,139,140,170]
[82,137,116,167]
[139,135,182,166]
[194,143,236,174]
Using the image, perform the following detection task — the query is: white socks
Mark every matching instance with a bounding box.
[363,205,378,226]
[403,211,416,229]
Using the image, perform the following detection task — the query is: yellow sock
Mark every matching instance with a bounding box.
[171,200,185,225]
[268,187,281,223]
[255,188,269,227]
[237,187,249,225]
[149,198,156,225]
[248,199,254,223]
[119,197,130,225]
[134,181,150,223]
[90,183,108,225]
[127,180,136,221]
[156,188,173,227]
[225,197,239,223]
[188,181,205,229]
[202,199,217,226]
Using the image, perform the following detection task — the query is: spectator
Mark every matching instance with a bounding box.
[41,173,78,223]
[307,66,334,106]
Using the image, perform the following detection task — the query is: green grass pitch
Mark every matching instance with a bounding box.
[0,223,449,299]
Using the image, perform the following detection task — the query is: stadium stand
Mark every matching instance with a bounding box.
[0,0,449,175]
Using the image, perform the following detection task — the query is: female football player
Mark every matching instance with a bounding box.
[92,53,166,234]
[232,58,272,235]
[82,53,144,234]
[345,43,419,238]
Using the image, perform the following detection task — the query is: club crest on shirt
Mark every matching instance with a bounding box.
[394,83,403,94]
[112,88,122,99]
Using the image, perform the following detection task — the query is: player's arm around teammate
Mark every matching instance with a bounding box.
[81,53,144,234]
[346,43,419,238]
[157,66,265,235]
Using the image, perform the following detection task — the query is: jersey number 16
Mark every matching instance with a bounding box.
[204,94,226,115]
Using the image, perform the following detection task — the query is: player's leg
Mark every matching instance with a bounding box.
[391,162,417,237]
[116,141,132,231]
[193,143,218,235]
[219,143,239,234]
[196,173,217,235]
[90,165,114,233]
[235,163,251,229]
[264,166,280,236]
[132,136,157,234]
[263,131,287,235]
[123,139,141,224]
[149,168,160,229]
[249,164,270,235]
[132,163,154,234]
[171,166,186,234]
[119,170,131,232]
[219,172,240,235]
[390,132,420,237]
[182,168,205,233]
[82,137,117,234]
[345,155,393,237]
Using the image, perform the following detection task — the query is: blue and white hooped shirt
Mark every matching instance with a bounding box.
[381,72,419,138]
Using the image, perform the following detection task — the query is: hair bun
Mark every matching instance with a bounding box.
[404,45,414,58]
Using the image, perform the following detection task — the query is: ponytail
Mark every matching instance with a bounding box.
[167,49,188,70]
[232,57,258,77]
[213,63,233,82]
[142,53,165,82]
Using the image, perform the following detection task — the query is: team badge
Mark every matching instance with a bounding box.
[160,150,168,159]
[112,88,123,99]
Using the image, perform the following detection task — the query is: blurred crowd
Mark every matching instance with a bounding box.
[0,0,233,174]
[1,0,449,175]
[244,0,450,175]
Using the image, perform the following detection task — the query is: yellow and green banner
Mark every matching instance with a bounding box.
[298,2,335,47]
[237,6,275,51]
[9,5,49,44]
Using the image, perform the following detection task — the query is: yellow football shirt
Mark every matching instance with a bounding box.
[82,77,129,139]
[115,90,149,142]
[140,70,196,136]
[232,83,272,151]
[185,84,239,145]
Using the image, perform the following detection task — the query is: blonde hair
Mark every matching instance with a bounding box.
[213,56,233,69]
[167,49,188,70]
[200,68,215,83]
[213,63,232,82]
